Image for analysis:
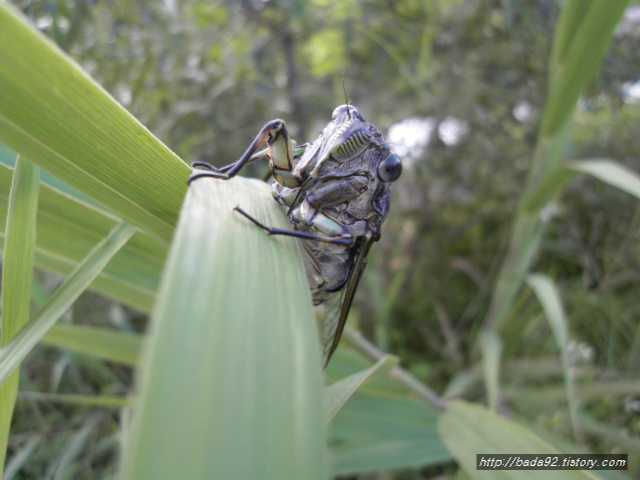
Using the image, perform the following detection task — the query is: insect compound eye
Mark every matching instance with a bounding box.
[377,154,402,182]
[332,104,358,119]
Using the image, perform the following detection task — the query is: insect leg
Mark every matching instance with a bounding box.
[261,144,309,182]
[234,207,355,246]
[188,119,286,185]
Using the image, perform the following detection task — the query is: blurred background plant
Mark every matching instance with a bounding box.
[2,0,640,478]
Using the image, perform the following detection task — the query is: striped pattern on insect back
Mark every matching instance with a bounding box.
[331,125,372,161]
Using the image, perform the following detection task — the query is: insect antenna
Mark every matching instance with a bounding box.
[341,73,351,120]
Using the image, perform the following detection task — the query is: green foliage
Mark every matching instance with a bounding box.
[0,145,166,312]
[439,401,600,480]
[121,178,327,480]
[302,29,348,77]
[0,157,39,469]
[0,4,188,243]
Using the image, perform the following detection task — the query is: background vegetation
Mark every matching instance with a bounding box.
[1,0,640,478]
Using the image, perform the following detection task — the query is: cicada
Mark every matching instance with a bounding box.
[188,105,402,366]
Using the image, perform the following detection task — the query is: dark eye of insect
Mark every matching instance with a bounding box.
[332,104,357,119]
[377,154,402,182]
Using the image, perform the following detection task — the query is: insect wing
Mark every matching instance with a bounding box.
[321,232,375,367]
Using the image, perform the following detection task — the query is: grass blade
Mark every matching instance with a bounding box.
[0,157,165,312]
[2,434,42,480]
[480,332,502,412]
[0,156,39,474]
[483,1,628,335]
[0,3,189,242]
[548,1,591,80]
[49,413,101,480]
[542,1,629,134]
[527,274,580,442]
[331,391,449,476]
[324,355,396,423]
[41,324,142,367]
[18,391,129,408]
[0,222,137,387]
[121,177,327,480]
[438,400,599,480]
[570,159,640,200]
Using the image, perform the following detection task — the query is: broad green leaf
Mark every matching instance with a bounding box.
[326,346,450,475]
[0,156,39,473]
[121,177,327,480]
[0,222,137,387]
[0,3,189,243]
[0,152,165,312]
[41,323,142,367]
[438,400,599,480]
[527,274,579,441]
[330,327,447,407]
[324,354,397,423]
[330,391,450,476]
[569,159,640,201]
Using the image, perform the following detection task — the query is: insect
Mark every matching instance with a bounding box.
[188,105,402,366]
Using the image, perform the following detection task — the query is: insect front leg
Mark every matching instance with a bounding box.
[188,119,298,185]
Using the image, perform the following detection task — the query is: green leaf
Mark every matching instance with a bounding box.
[0,143,101,209]
[569,159,640,200]
[41,323,142,366]
[548,1,591,83]
[330,391,450,476]
[520,165,576,212]
[438,400,599,480]
[541,1,629,135]
[0,222,137,387]
[121,177,327,480]
[526,274,579,441]
[0,157,39,342]
[0,156,39,474]
[526,275,568,347]
[324,355,397,423]
[325,345,450,475]
[482,0,629,340]
[18,391,129,408]
[0,3,189,243]
[480,332,502,412]
[0,150,165,312]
